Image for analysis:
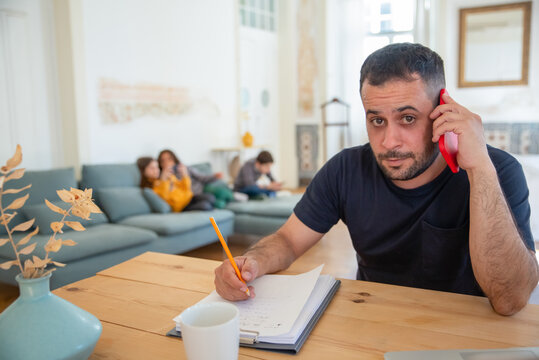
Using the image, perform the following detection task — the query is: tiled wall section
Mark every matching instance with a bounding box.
[483,123,539,154]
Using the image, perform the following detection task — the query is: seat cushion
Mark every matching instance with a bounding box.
[118,209,234,236]
[96,187,152,222]
[226,194,302,217]
[21,201,109,235]
[0,223,157,263]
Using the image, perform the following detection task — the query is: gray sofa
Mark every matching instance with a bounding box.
[0,163,300,289]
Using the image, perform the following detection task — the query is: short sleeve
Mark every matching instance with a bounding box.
[294,155,342,233]
[494,151,535,251]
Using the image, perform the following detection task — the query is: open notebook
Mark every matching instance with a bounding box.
[168,265,341,353]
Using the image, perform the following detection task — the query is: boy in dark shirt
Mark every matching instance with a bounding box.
[234,151,283,198]
[214,43,538,315]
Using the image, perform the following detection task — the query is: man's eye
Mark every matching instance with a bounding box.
[402,115,415,124]
[371,118,385,126]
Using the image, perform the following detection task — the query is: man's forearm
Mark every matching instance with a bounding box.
[243,232,299,276]
[468,163,539,315]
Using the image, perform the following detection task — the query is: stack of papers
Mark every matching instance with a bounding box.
[171,265,340,353]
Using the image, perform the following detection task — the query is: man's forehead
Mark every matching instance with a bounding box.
[361,78,430,103]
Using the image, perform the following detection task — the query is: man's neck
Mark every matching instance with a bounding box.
[391,154,447,190]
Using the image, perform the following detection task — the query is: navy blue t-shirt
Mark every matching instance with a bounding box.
[294,144,534,296]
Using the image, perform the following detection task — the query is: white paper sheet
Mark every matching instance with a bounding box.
[174,264,324,338]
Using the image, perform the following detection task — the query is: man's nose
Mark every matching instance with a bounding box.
[382,123,402,150]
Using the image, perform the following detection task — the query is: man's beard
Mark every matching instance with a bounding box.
[376,142,439,181]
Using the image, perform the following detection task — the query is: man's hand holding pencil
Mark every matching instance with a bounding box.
[211,217,260,301]
[215,255,260,301]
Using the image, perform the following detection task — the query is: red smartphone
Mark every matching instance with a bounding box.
[438,89,459,173]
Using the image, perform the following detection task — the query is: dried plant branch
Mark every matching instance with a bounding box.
[0,145,102,279]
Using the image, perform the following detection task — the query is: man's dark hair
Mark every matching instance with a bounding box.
[359,43,445,105]
[256,150,274,164]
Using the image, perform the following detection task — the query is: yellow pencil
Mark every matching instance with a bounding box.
[210,217,251,297]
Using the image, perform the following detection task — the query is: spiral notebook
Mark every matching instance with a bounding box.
[167,265,341,353]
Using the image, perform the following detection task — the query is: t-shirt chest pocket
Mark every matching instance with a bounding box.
[421,220,470,281]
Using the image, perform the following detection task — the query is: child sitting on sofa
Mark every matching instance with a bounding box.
[137,157,193,212]
[158,149,224,211]
[234,150,283,199]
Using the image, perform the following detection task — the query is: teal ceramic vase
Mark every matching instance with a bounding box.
[0,273,102,360]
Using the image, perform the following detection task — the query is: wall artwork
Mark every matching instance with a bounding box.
[98,78,194,124]
[297,0,318,118]
[296,124,319,186]
[483,122,539,154]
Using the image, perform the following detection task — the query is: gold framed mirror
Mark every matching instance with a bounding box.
[458,2,532,87]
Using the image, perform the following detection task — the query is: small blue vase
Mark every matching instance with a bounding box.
[0,273,102,360]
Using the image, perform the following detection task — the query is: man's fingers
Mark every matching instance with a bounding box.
[240,258,259,282]
[441,90,456,104]
[432,113,465,142]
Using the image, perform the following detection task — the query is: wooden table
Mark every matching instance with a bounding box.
[54,252,539,359]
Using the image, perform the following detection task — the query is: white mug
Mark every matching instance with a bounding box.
[179,302,240,360]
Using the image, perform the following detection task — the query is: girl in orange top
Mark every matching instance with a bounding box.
[137,157,193,212]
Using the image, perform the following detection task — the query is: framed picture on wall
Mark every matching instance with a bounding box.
[458,1,532,87]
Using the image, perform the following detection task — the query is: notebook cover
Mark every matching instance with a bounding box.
[166,279,341,354]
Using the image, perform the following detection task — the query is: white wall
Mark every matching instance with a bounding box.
[79,0,238,166]
[0,0,62,170]
[439,0,539,123]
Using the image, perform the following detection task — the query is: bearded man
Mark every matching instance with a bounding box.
[214,43,538,316]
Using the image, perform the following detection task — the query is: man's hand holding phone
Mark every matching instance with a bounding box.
[430,90,490,173]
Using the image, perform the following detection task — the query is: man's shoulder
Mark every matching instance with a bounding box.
[487,145,521,169]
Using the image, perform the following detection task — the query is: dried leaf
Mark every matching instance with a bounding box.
[17,227,39,246]
[71,207,90,220]
[52,261,66,268]
[19,242,36,255]
[62,239,77,246]
[83,188,93,199]
[41,268,57,277]
[45,238,62,253]
[45,199,67,216]
[65,221,85,231]
[5,193,29,210]
[11,218,35,232]
[0,260,17,270]
[0,238,9,247]
[70,188,85,199]
[2,184,32,195]
[0,176,4,188]
[2,145,22,173]
[5,168,25,182]
[88,202,102,214]
[0,212,16,226]
[57,189,75,203]
[24,259,35,269]
[25,268,38,278]
[32,256,48,268]
[50,222,64,233]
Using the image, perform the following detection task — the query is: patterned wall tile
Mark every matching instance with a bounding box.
[483,123,539,154]
[296,125,319,186]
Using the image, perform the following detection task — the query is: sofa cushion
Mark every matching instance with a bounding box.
[80,163,139,189]
[226,194,303,217]
[118,209,234,236]
[0,223,156,263]
[0,168,77,235]
[96,187,151,222]
[142,188,171,214]
[22,201,109,235]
